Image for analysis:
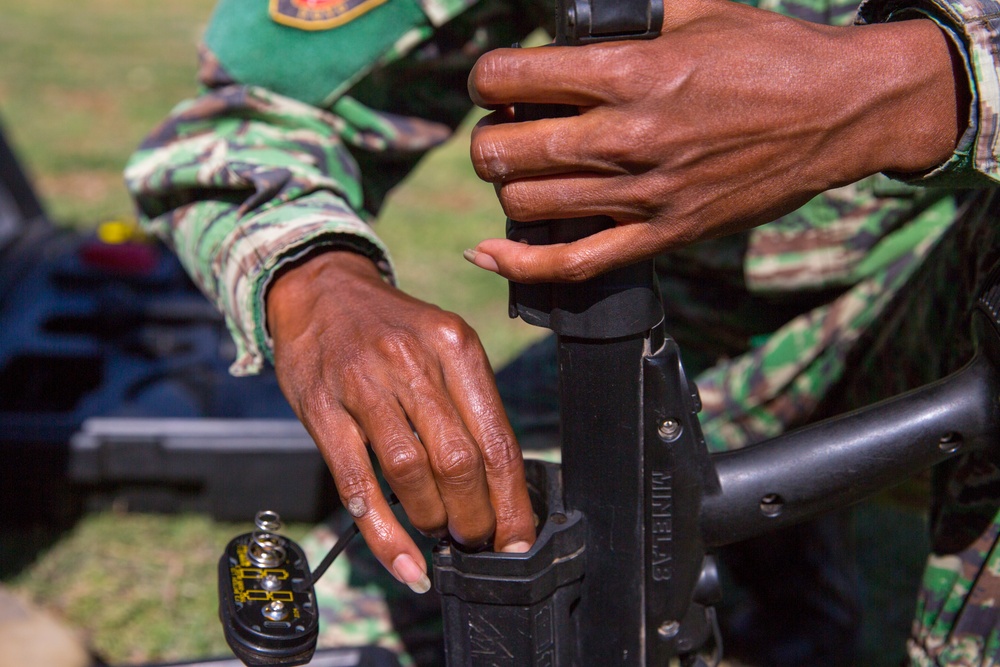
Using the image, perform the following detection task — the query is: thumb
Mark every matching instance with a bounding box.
[463,226,653,284]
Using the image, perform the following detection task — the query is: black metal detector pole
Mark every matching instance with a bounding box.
[515,231,664,665]
[460,3,669,664]
[436,4,690,665]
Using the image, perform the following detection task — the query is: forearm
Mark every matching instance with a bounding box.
[125,86,394,374]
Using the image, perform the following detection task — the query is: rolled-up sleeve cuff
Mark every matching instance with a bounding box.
[219,191,394,376]
[857,0,1000,186]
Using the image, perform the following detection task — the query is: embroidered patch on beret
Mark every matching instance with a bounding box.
[269,0,389,31]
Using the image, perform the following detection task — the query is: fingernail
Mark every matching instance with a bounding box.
[392,554,431,594]
[463,248,499,273]
[501,540,531,554]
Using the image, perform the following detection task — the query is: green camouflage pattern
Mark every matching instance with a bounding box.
[125,0,546,375]
[125,0,1000,662]
[123,83,480,373]
[909,515,1000,664]
[698,183,957,451]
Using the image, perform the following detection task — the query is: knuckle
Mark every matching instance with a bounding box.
[434,443,482,486]
[498,182,537,222]
[296,386,339,423]
[593,46,647,102]
[432,312,478,354]
[470,131,510,183]
[294,386,322,418]
[470,51,503,100]
[336,469,379,507]
[380,440,428,485]
[593,120,654,169]
[479,427,521,471]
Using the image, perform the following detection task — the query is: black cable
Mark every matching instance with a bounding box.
[301,522,359,589]
[707,606,723,667]
[299,495,400,590]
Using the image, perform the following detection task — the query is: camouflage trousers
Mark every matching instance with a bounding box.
[301,189,1000,666]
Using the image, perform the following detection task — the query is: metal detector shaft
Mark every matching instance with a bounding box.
[435,3,669,665]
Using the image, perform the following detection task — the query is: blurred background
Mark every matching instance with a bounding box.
[0,0,539,360]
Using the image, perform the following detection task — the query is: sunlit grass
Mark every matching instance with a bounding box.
[9,513,251,663]
[0,0,213,224]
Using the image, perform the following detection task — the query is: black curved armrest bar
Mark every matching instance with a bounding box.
[701,301,1000,548]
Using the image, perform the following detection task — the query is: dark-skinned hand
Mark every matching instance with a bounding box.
[266,251,536,592]
[464,0,968,282]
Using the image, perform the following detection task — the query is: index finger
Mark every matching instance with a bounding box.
[439,340,537,553]
[468,42,628,109]
[308,409,432,594]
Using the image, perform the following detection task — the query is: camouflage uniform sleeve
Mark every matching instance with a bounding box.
[125,86,447,376]
[857,0,1000,187]
[125,0,549,376]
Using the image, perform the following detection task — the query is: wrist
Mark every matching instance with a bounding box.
[842,18,969,177]
[266,250,383,340]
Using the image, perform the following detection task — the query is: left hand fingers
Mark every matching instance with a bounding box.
[399,371,497,548]
[493,172,648,224]
[437,331,535,553]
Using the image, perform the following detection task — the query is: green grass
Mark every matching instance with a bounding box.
[0,0,214,225]
[7,513,273,664]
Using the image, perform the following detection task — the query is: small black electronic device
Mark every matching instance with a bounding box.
[219,508,367,666]
[218,511,320,667]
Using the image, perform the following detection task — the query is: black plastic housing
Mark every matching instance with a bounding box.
[70,418,331,521]
[218,532,319,667]
[434,460,586,666]
[556,0,664,44]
